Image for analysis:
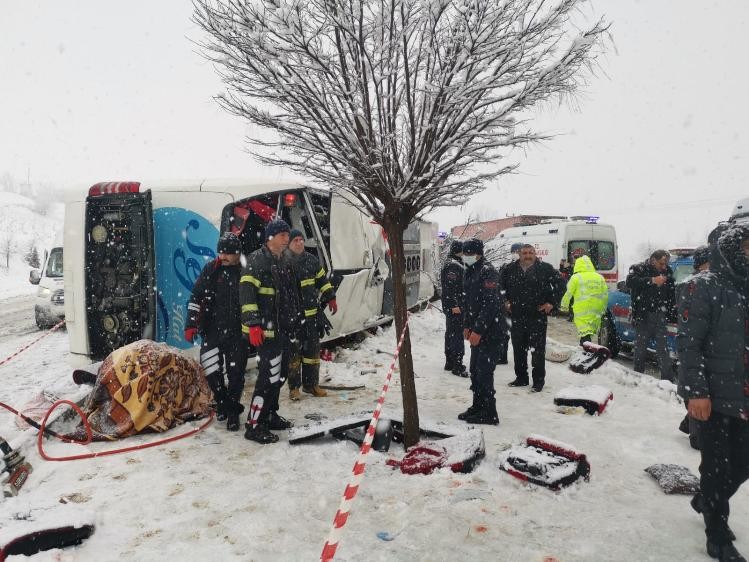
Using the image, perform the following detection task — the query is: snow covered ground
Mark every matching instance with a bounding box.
[0,306,746,561]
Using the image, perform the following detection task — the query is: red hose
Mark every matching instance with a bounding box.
[36,399,215,461]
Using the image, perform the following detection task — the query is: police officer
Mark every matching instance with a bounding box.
[286,229,337,400]
[458,238,504,425]
[240,219,303,444]
[441,240,467,377]
[184,232,247,431]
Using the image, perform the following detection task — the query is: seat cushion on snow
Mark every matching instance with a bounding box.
[554,385,614,415]
[644,464,700,494]
[386,429,485,475]
[501,435,590,490]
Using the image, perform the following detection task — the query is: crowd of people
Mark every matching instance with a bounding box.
[442,223,749,562]
[183,213,747,561]
[185,219,336,444]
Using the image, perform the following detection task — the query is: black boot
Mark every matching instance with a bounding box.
[458,395,480,421]
[692,494,736,541]
[463,409,499,425]
[706,541,746,562]
[443,361,453,372]
[206,374,229,421]
[508,378,529,387]
[225,401,245,432]
[452,365,469,378]
[244,423,279,444]
[268,412,293,430]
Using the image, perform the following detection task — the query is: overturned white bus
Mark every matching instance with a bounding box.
[64,180,437,360]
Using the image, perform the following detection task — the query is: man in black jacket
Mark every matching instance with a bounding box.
[287,229,337,399]
[625,249,676,380]
[184,232,246,431]
[441,240,467,377]
[678,225,749,562]
[240,219,303,444]
[500,244,564,392]
[458,238,504,424]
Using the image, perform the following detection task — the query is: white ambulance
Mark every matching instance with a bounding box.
[487,217,619,287]
[64,180,437,360]
[29,245,65,329]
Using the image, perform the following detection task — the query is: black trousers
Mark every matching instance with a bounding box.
[510,316,547,386]
[469,338,500,414]
[247,335,297,428]
[698,411,749,545]
[200,336,248,405]
[444,312,464,367]
[289,322,320,390]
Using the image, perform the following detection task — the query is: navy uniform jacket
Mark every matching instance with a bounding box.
[464,258,505,341]
[441,258,464,310]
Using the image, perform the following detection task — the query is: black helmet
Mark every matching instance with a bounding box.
[217,232,242,254]
[449,240,463,257]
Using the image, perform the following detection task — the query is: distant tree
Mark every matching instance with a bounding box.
[25,243,40,269]
[1,232,17,269]
[194,0,609,446]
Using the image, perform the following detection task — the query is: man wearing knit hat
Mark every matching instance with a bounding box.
[678,224,749,561]
[184,232,247,431]
[286,228,337,400]
[240,218,303,444]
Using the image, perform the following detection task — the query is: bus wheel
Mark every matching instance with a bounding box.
[598,313,620,358]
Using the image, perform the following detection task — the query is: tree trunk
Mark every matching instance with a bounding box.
[383,219,420,448]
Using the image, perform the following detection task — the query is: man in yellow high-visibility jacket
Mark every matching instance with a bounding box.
[560,255,609,346]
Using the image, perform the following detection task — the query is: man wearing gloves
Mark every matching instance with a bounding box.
[286,228,337,400]
[441,240,467,377]
[559,254,609,346]
[240,218,303,444]
[458,238,504,425]
[184,232,246,431]
[678,225,749,562]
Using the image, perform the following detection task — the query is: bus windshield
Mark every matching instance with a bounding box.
[568,240,615,271]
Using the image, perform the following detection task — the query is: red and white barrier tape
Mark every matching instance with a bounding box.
[320,317,410,562]
[0,320,65,369]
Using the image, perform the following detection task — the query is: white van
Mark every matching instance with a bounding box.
[488,218,619,287]
[29,246,65,329]
[64,180,437,360]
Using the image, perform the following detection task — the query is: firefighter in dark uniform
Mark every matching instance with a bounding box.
[240,219,303,444]
[441,240,467,377]
[458,238,504,425]
[184,232,247,431]
[286,229,338,400]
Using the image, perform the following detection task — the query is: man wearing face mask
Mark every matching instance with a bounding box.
[500,244,564,392]
[625,249,676,380]
[458,238,504,425]
[441,240,467,377]
[678,225,749,562]
[184,232,247,431]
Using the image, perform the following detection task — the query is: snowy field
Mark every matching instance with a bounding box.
[0,306,746,561]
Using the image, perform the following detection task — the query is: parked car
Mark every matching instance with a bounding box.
[598,249,694,360]
[29,246,65,329]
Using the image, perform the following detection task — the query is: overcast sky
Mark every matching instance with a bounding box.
[1,1,746,268]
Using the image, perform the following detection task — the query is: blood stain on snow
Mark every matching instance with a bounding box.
[474,525,488,533]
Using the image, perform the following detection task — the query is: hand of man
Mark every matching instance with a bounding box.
[505,301,512,312]
[652,275,667,286]
[184,327,197,344]
[248,325,264,347]
[328,299,338,315]
[688,398,712,421]
[468,332,482,347]
[451,307,461,314]
[463,328,471,340]
[538,303,553,314]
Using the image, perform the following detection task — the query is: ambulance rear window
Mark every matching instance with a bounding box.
[568,240,615,270]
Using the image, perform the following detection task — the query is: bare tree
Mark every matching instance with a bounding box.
[194,0,608,446]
